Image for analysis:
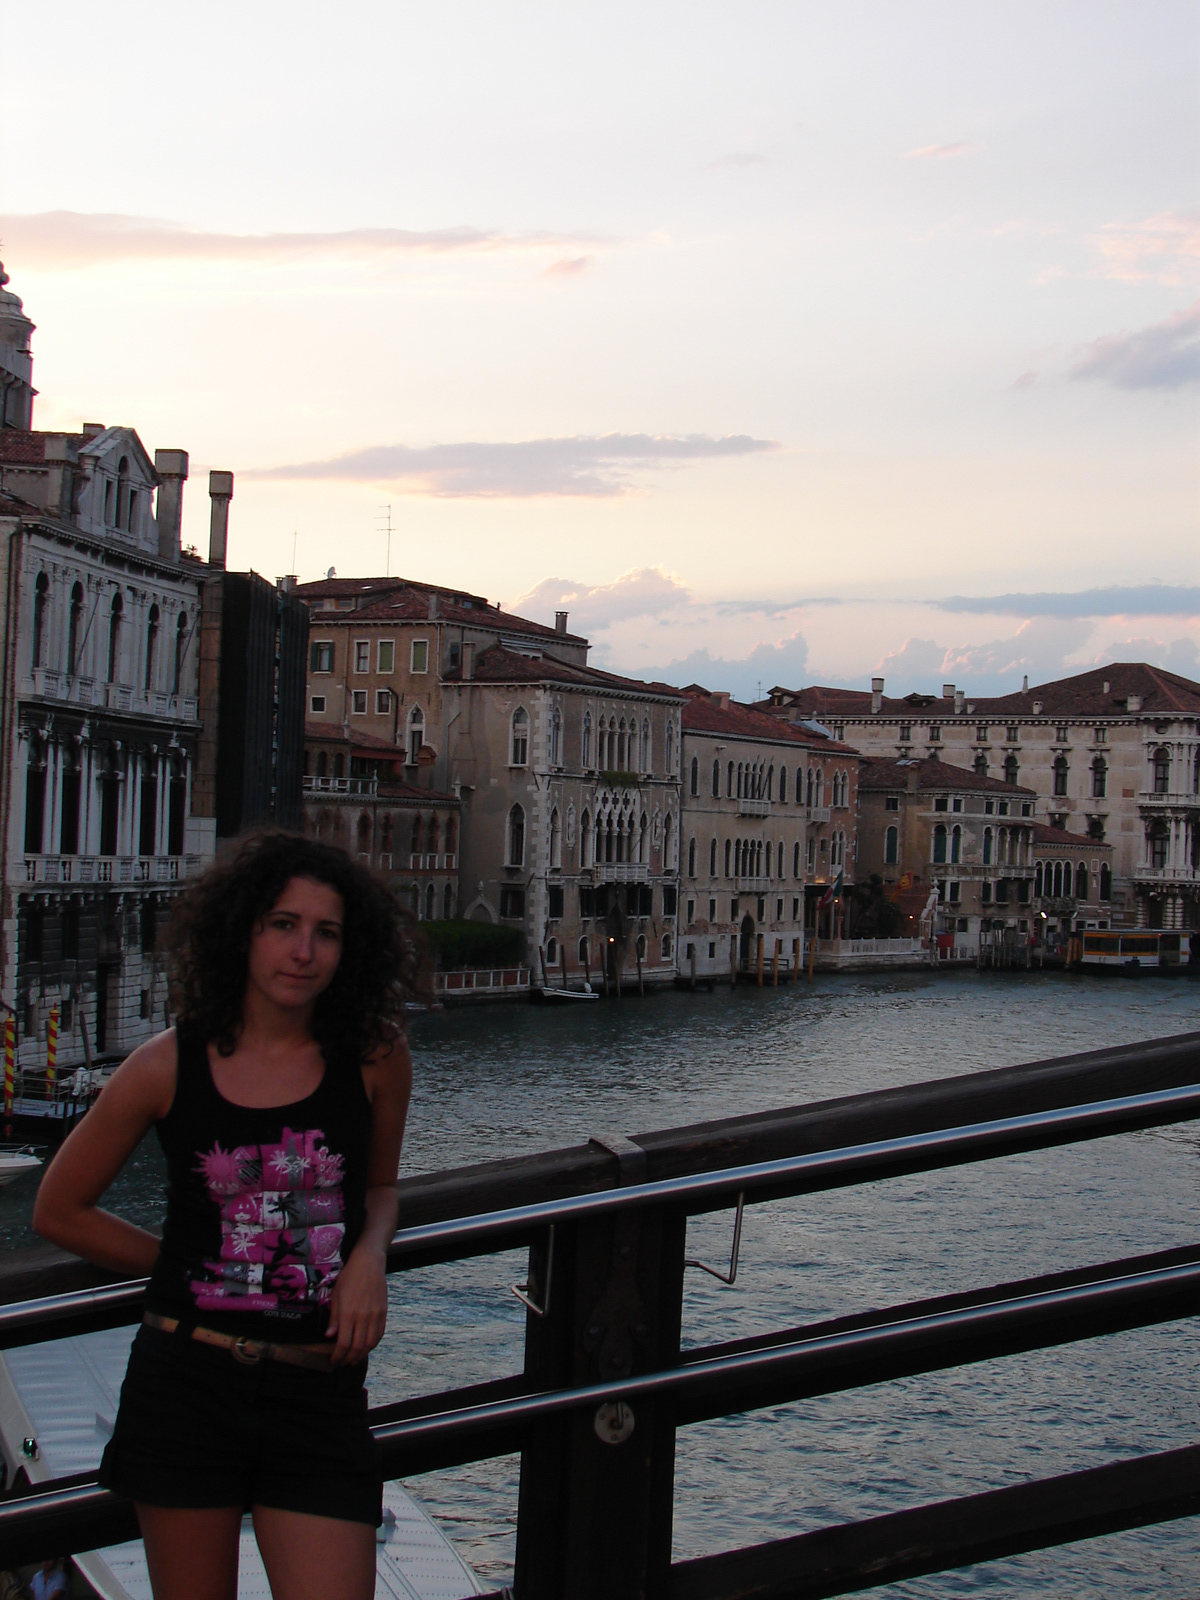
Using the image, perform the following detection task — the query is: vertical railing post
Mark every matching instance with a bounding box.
[513,1199,687,1599]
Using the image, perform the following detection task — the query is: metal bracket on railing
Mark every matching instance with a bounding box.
[513,1224,555,1317]
[685,1192,744,1285]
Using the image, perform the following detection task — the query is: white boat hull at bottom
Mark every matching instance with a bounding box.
[0,1327,484,1600]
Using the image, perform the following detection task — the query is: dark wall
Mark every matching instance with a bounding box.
[215,575,309,837]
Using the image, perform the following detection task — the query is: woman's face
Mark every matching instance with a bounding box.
[245,876,345,1013]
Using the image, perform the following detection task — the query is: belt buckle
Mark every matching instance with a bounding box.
[231,1336,265,1366]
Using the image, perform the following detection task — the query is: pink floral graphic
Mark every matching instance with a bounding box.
[190,1128,346,1313]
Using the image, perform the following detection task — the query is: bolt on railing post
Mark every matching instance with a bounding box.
[513,1201,687,1599]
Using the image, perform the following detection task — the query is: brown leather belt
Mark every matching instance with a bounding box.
[143,1311,337,1371]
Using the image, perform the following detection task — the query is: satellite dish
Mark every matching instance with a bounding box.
[326,566,336,580]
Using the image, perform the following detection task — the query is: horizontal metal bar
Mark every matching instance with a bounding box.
[5,1081,1200,1349]
[668,1442,1200,1600]
[5,1257,1199,1569]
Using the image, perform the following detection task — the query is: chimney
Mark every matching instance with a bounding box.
[1102,679,1110,695]
[154,449,188,563]
[1127,694,1141,712]
[428,591,440,620]
[461,642,474,681]
[1032,700,1043,715]
[1022,674,1029,692]
[555,610,568,634]
[81,422,106,441]
[713,691,731,709]
[942,683,955,700]
[871,676,884,714]
[954,689,964,714]
[277,574,297,593]
[207,470,233,569]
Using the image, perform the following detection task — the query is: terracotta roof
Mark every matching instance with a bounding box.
[443,642,683,698]
[0,429,85,464]
[304,723,403,755]
[296,575,588,645]
[1031,822,1111,851]
[857,757,1037,797]
[759,662,1200,721]
[681,687,859,753]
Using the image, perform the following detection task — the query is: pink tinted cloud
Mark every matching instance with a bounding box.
[906,141,977,160]
[1092,210,1200,286]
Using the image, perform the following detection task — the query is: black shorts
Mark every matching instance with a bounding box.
[98,1325,382,1526]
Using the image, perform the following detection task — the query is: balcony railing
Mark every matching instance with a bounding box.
[738,797,770,817]
[806,805,831,823]
[22,854,194,886]
[28,670,198,722]
[303,776,379,795]
[593,861,650,883]
[1134,864,1200,884]
[1139,790,1200,809]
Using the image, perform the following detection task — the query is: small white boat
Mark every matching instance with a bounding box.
[0,1327,485,1599]
[0,1145,42,1189]
[538,984,599,1003]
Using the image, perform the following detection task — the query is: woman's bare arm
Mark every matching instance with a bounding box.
[326,1032,413,1364]
[32,1030,178,1276]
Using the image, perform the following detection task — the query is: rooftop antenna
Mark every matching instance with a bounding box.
[291,529,298,576]
[377,504,393,577]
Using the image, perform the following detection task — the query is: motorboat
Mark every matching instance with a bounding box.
[537,984,599,1003]
[0,1145,42,1189]
[0,1325,486,1599]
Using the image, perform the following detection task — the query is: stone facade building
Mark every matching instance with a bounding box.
[678,689,859,981]
[439,645,684,991]
[0,260,211,1069]
[1029,822,1116,943]
[761,663,1200,930]
[856,758,1037,955]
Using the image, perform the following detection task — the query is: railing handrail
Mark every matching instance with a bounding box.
[6,1079,1200,1349]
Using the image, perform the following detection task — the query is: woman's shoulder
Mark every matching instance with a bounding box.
[100,1027,180,1122]
[360,1026,412,1102]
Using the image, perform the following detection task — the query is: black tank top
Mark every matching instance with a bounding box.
[145,1027,372,1342]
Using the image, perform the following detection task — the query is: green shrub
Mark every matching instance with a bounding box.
[419,919,526,970]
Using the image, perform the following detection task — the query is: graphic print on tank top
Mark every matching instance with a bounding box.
[191,1127,346,1311]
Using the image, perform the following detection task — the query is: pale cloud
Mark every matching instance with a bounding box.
[512,567,690,631]
[250,434,777,498]
[705,151,770,171]
[0,210,601,271]
[1093,210,1200,286]
[637,632,811,701]
[1071,301,1200,390]
[542,255,595,278]
[906,141,977,160]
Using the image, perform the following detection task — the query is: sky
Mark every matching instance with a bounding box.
[2,1,1197,698]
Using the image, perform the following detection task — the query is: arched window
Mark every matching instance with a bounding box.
[582,711,592,767]
[806,768,814,807]
[951,824,961,864]
[1153,748,1171,794]
[581,809,592,867]
[507,804,526,866]
[316,750,328,777]
[32,572,49,668]
[546,937,558,965]
[1091,758,1106,799]
[578,936,589,964]
[425,883,435,921]
[766,841,773,876]
[793,840,801,876]
[727,761,734,798]
[549,706,561,766]
[24,736,46,853]
[511,708,529,766]
[665,721,674,773]
[1149,824,1168,869]
[334,752,345,779]
[68,582,84,675]
[641,719,650,772]
[1053,754,1069,797]
[1062,860,1073,897]
[172,611,188,694]
[144,604,159,691]
[639,812,648,862]
[357,813,372,856]
[661,933,673,961]
[445,816,457,853]
[736,763,743,799]
[710,838,718,874]
[426,813,440,854]
[1100,863,1112,900]
[443,883,454,919]
[690,756,698,796]
[1052,861,1063,897]
[1005,753,1019,786]
[885,825,898,865]
[932,824,947,864]
[767,765,775,801]
[974,751,988,778]
[116,456,131,531]
[1076,863,1088,900]
[983,827,993,865]
[663,813,674,869]
[106,591,123,683]
[712,759,720,797]
[550,807,562,869]
[604,815,614,862]
[779,766,788,803]
[724,838,731,876]
[1035,861,1043,896]
[407,705,425,765]
[635,933,647,960]
[617,719,627,769]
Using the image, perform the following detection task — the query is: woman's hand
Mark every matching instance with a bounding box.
[325,1236,389,1366]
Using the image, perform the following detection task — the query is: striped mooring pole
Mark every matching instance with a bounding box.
[3,1013,15,1123]
[46,1003,59,1087]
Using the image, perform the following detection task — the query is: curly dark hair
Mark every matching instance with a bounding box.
[167,831,431,1063]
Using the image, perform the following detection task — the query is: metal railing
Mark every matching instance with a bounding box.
[2,1034,1200,1597]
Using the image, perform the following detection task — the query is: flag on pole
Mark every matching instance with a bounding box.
[46,1004,59,1086]
[818,869,843,910]
[3,1014,15,1118]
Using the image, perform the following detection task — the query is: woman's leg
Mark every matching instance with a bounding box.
[136,1504,243,1600]
[252,1505,376,1600]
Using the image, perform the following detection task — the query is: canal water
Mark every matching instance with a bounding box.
[4,969,1200,1595]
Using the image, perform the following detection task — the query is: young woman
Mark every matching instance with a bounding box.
[34,833,424,1600]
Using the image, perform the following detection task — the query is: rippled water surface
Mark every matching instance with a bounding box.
[6,969,1200,1594]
